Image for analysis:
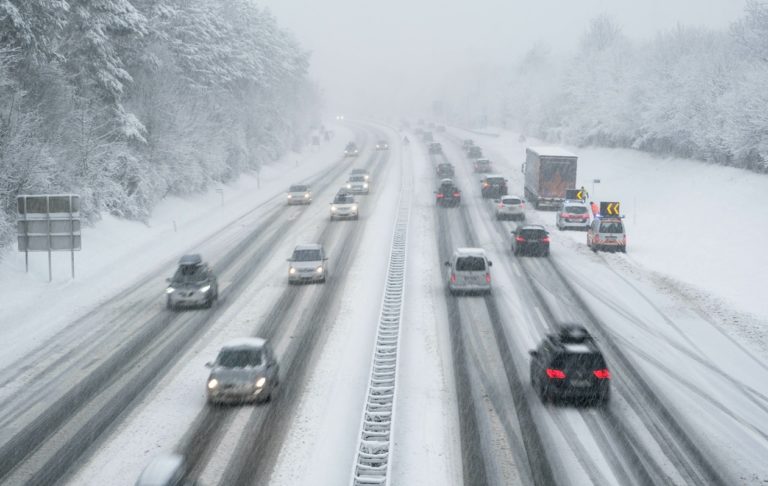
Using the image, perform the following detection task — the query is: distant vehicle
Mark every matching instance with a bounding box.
[495,195,525,221]
[350,168,370,181]
[287,184,311,205]
[330,192,359,220]
[336,114,345,121]
[166,254,219,310]
[587,217,626,252]
[346,174,370,194]
[206,338,279,405]
[311,135,320,146]
[444,248,492,295]
[135,453,193,486]
[422,131,434,142]
[375,140,390,150]
[556,201,590,230]
[511,225,550,256]
[435,179,461,207]
[467,146,483,159]
[480,175,508,199]
[436,125,446,133]
[344,142,359,157]
[428,142,443,155]
[473,158,492,173]
[522,147,578,210]
[287,244,327,284]
[462,139,475,152]
[436,162,455,178]
[529,325,610,405]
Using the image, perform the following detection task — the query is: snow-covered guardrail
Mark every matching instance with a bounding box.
[350,168,410,486]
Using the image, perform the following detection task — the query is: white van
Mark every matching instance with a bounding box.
[444,248,493,295]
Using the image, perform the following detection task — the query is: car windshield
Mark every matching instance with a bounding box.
[600,221,624,233]
[565,206,588,214]
[292,249,321,261]
[486,178,505,185]
[334,194,353,203]
[172,264,206,283]
[520,229,547,239]
[217,348,263,368]
[350,176,365,182]
[346,144,356,149]
[289,185,307,192]
[455,256,486,271]
[351,169,366,175]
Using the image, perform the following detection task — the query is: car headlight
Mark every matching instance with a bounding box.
[304,193,309,198]
[363,183,369,189]
[316,266,324,273]
[346,183,351,189]
[331,206,337,212]
[289,267,296,274]
[287,194,292,199]
[351,205,358,211]
[255,377,266,388]
[166,287,175,294]
[208,378,218,390]
[199,285,211,293]
[364,175,369,180]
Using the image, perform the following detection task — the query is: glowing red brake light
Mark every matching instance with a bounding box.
[453,192,461,197]
[546,369,566,379]
[542,236,551,243]
[450,273,456,283]
[561,213,568,218]
[485,273,491,283]
[515,236,525,242]
[593,369,610,379]
[436,193,444,198]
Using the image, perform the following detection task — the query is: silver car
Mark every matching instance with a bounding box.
[165,254,219,310]
[287,243,328,284]
[444,248,493,295]
[495,195,525,221]
[350,168,370,182]
[287,184,312,205]
[330,192,359,220]
[206,338,279,405]
[556,200,590,230]
[346,175,370,194]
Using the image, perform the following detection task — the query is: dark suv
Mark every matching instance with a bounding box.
[436,162,455,178]
[511,225,550,256]
[467,146,483,159]
[480,175,508,198]
[166,254,219,310]
[529,325,611,405]
[435,179,461,207]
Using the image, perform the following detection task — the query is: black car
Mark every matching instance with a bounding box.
[512,225,550,256]
[529,325,611,405]
[435,179,461,207]
[428,142,443,155]
[436,162,454,178]
[480,175,508,198]
[165,254,219,310]
[467,146,482,158]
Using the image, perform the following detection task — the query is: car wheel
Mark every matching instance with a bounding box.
[204,297,213,309]
[166,297,174,311]
[544,250,550,257]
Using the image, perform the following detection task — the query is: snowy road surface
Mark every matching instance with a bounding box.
[0,120,766,485]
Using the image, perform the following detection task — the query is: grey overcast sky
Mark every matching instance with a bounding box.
[259,0,747,117]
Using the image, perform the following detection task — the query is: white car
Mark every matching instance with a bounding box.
[444,248,493,295]
[495,195,525,221]
[556,200,590,230]
[286,184,311,205]
[330,192,359,220]
[346,175,370,194]
[287,243,327,284]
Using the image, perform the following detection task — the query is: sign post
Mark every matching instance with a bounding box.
[17,194,81,281]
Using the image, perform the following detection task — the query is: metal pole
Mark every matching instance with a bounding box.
[47,196,52,282]
[70,195,75,280]
[23,196,29,273]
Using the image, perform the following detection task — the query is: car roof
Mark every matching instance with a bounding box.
[476,158,491,163]
[222,337,267,350]
[178,254,202,266]
[350,168,368,173]
[484,174,505,179]
[136,454,184,486]
[502,195,522,200]
[294,243,322,251]
[439,178,454,184]
[527,146,578,158]
[454,247,487,257]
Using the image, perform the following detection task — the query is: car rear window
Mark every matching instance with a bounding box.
[217,349,263,368]
[599,221,624,233]
[289,185,307,192]
[519,229,547,239]
[502,197,521,205]
[551,352,606,371]
[565,206,587,214]
[455,256,486,271]
[292,249,321,261]
[486,177,505,185]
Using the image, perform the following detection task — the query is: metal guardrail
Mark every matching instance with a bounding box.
[350,173,410,486]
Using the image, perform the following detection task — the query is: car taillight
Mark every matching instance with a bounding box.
[542,236,550,243]
[515,236,525,242]
[546,369,566,379]
[482,183,489,188]
[436,193,444,198]
[498,203,504,208]
[561,213,568,218]
[593,369,610,379]
[453,192,461,197]
[450,273,456,283]
[485,273,491,284]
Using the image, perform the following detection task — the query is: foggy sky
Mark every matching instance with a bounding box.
[259,0,747,117]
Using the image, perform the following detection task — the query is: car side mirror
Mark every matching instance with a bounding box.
[444,261,451,267]
[165,278,171,283]
[488,261,493,267]
[205,362,213,368]
[529,350,538,358]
